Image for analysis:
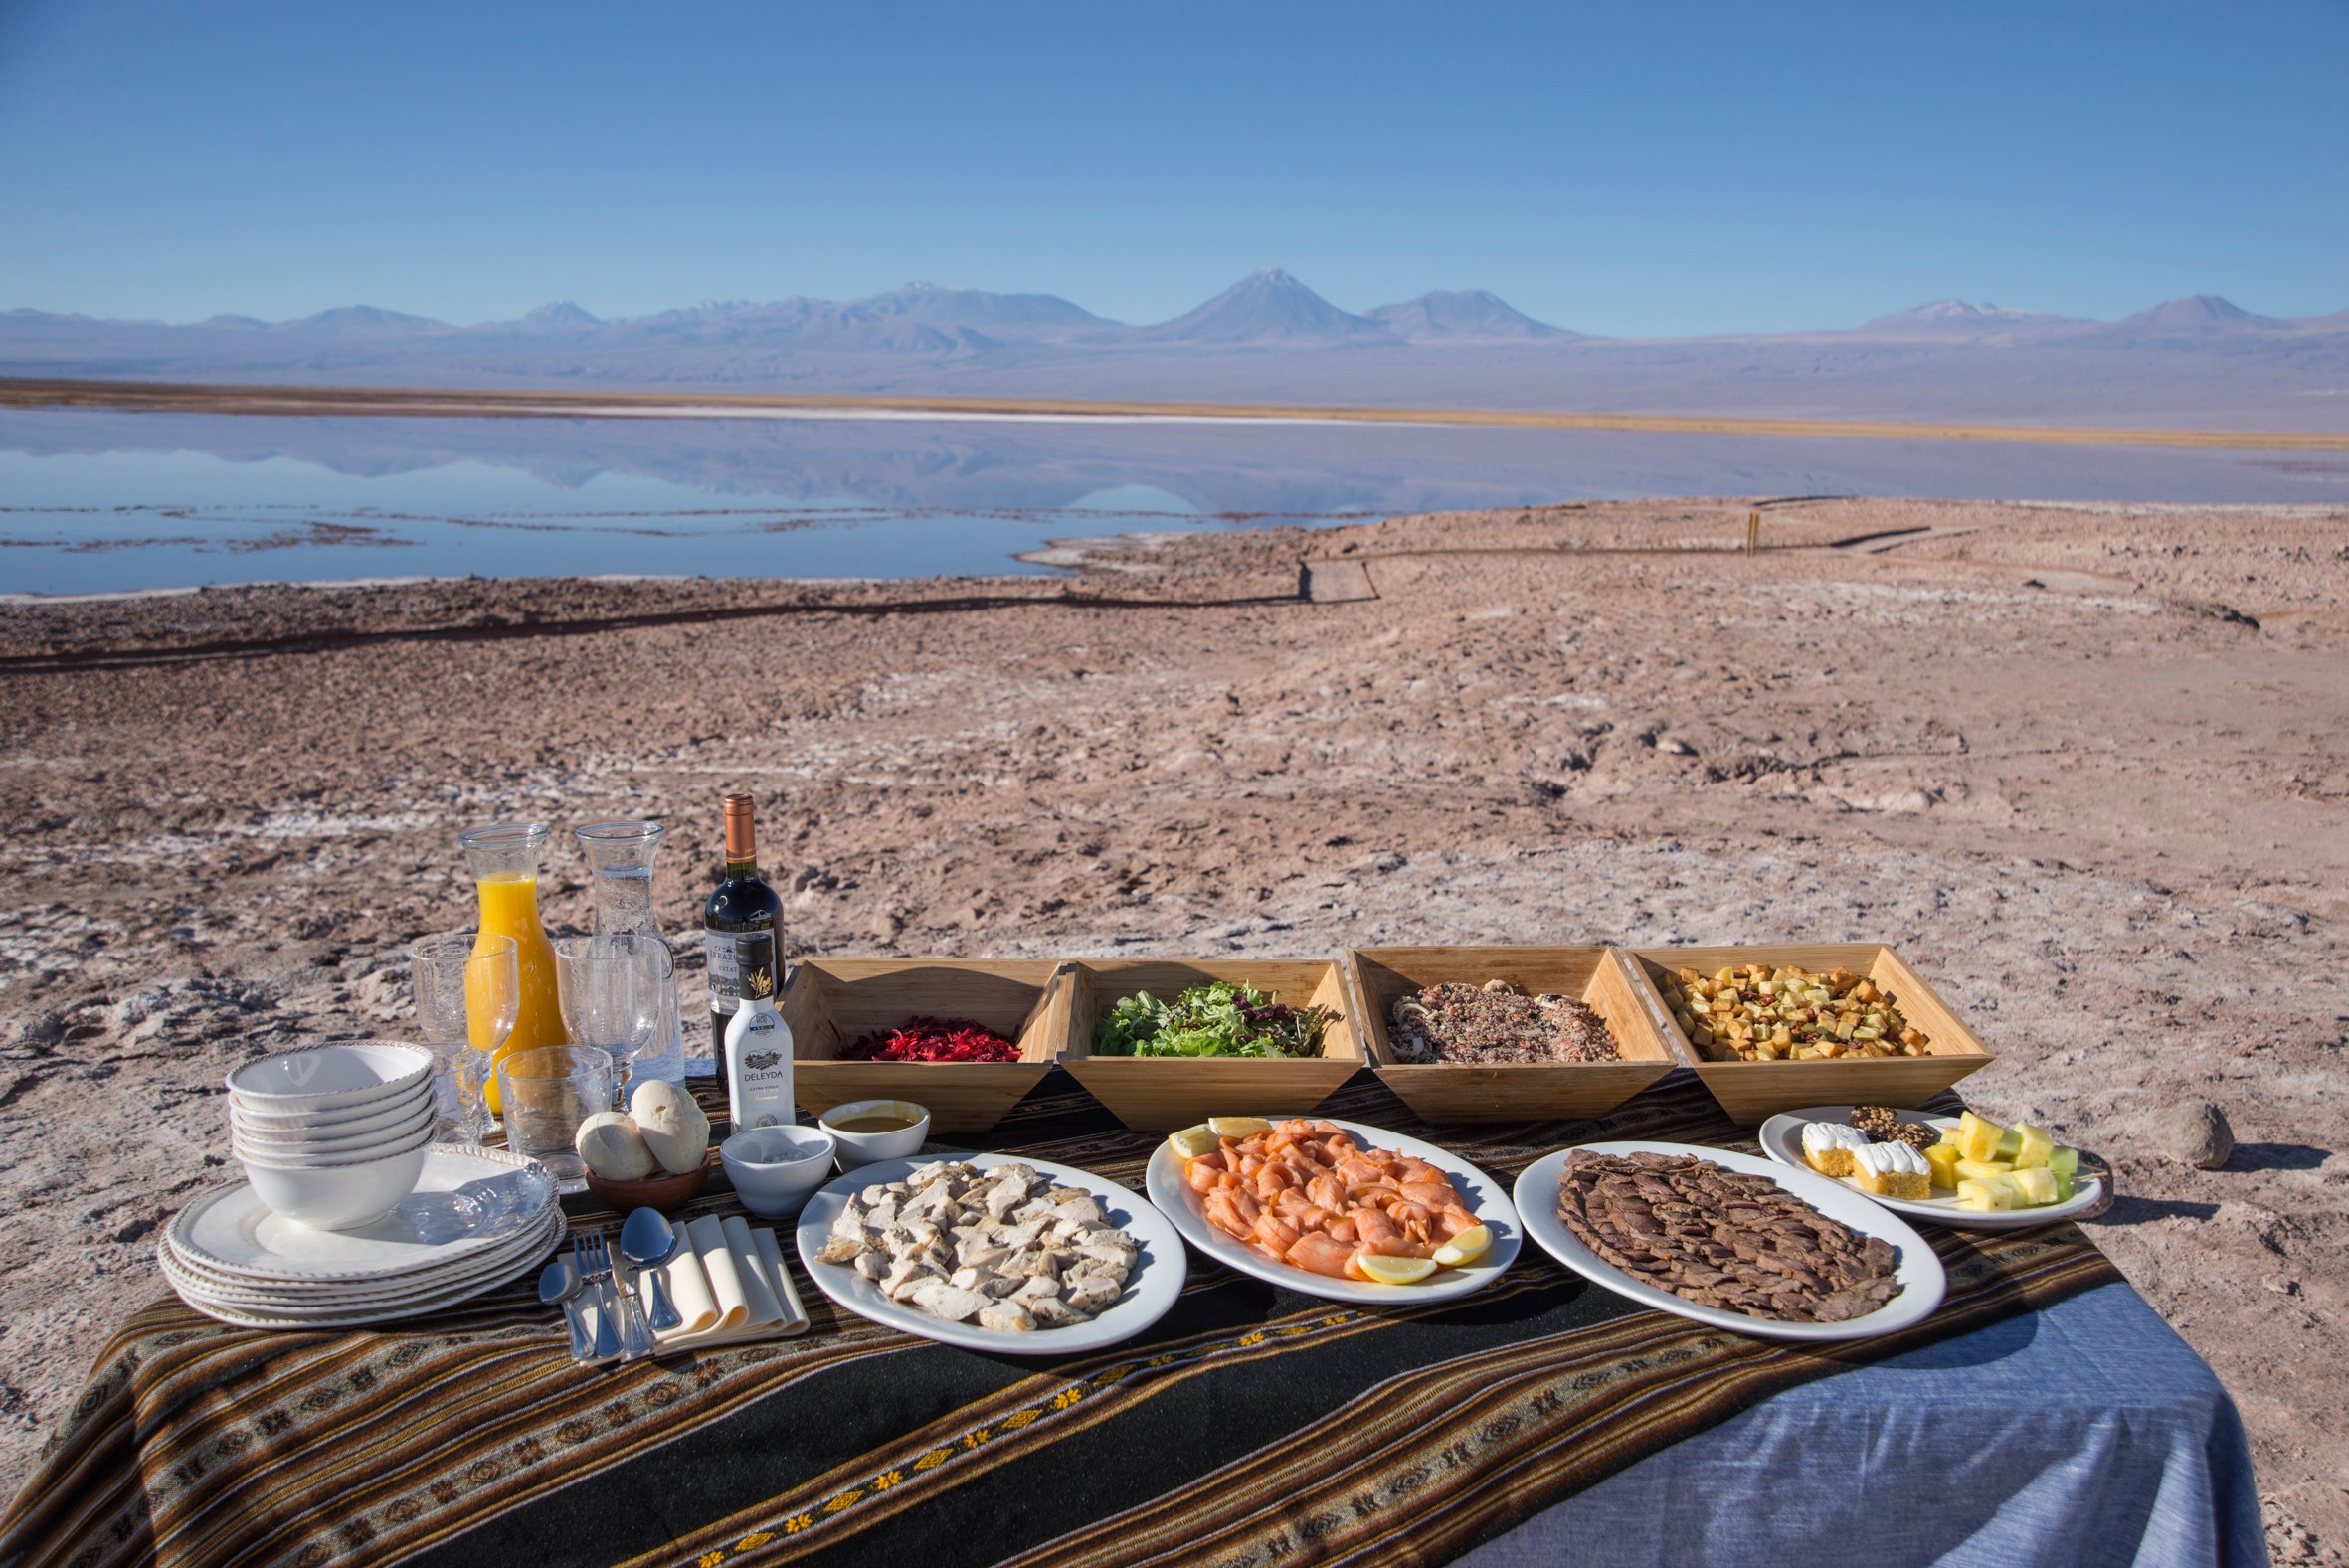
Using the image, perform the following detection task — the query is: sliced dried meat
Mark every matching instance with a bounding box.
[1556,1150,1903,1324]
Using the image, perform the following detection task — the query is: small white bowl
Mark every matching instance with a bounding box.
[816,1100,931,1172]
[721,1126,838,1217]
[235,1120,436,1166]
[227,1044,434,1113]
[240,1143,429,1230]
[228,1079,434,1134]
[232,1098,432,1145]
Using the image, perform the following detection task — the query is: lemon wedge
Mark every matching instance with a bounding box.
[1206,1116,1273,1139]
[1356,1254,1439,1286]
[1165,1125,1218,1161]
[1432,1225,1491,1269]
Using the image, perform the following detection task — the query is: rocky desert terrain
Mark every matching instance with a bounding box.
[1,496,2344,1557]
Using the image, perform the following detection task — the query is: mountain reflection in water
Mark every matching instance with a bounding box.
[1,408,2340,596]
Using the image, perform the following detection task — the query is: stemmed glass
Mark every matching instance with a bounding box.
[410,932,520,1144]
[553,934,666,1109]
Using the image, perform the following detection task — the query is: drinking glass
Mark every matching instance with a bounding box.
[553,934,667,1108]
[494,1045,613,1191]
[409,932,519,1143]
[574,820,686,1085]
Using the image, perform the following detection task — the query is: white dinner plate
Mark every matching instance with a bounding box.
[1143,1117,1520,1307]
[161,1210,563,1306]
[168,1144,558,1283]
[797,1152,1185,1356]
[160,1213,565,1329]
[1756,1107,2107,1231]
[1516,1140,1946,1343]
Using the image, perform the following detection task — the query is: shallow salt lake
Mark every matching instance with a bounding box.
[2,407,2341,596]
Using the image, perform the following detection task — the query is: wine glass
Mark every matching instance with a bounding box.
[553,934,665,1108]
[410,932,519,1143]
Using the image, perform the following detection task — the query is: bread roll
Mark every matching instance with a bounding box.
[630,1078,711,1175]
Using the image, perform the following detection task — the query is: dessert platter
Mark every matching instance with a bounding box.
[1145,1116,1520,1304]
[1759,1105,2108,1231]
[161,1142,565,1327]
[796,1151,1187,1354]
[1515,1139,1946,1343]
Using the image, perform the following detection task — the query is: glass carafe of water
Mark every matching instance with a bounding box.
[574,820,687,1084]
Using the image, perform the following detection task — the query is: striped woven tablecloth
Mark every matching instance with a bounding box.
[0,1072,2120,1568]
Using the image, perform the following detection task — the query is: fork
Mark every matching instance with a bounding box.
[576,1234,620,1361]
[588,1230,654,1359]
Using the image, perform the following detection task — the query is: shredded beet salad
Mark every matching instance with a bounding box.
[846,1016,1023,1064]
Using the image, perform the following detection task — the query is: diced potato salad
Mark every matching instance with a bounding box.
[1658,963,1932,1061]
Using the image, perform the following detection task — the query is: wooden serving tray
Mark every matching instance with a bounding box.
[1621,944,1994,1126]
[1054,958,1364,1132]
[777,958,1066,1133]
[1346,946,1687,1125]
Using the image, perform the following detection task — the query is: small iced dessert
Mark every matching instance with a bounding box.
[1801,1121,1869,1178]
[1851,1139,1931,1200]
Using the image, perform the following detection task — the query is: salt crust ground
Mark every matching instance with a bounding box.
[0,496,2343,1557]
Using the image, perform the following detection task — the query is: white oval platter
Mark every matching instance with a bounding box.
[1756,1107,2107,1231]
[1143,1116,1520,1307]
[797,1151,1186,1356]
[1516,1139,1946,1344]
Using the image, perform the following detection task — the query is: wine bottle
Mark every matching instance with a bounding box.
[704,792,783,1101]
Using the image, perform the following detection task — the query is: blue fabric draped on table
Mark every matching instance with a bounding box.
[1461,1282,2265,1568]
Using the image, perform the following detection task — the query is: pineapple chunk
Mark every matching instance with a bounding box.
[1957,1177,2017,1212]
[1957,1111,2007,1163]
[1955,1156,2016,1182]
[1985,1172,2031,1208]
[2011,1123,2056,1170]
[2048,1145,2080,1179]
[1924,1144,1962,1189]
[2011,1167,2059,1206]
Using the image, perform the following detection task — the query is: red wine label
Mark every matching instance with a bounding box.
[705,931,742,1012]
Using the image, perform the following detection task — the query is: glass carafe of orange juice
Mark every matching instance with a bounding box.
[458,821,568,1110]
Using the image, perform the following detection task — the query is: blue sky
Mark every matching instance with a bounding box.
[2,0,2343,336]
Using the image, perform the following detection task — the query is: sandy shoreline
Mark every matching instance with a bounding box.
[2,495,2344,1557]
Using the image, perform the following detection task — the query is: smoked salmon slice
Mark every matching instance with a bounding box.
[1182,1119,1480,1281]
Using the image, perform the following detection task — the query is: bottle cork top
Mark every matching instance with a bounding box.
[723,793,756,860]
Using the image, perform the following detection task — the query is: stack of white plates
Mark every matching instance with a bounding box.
[159,1144,564,1328]
[228,1043,438,1231]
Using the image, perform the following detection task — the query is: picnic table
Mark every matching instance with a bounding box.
[0,1072,2262,1568]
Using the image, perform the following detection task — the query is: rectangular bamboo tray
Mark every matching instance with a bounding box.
[1054,958,1364,1132]
[1622,944,1994,1126]
[1346,946,1688,1126]
[776,958,1067,1133]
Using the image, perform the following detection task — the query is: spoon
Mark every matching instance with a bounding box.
[537,1255,592,1362]
[619,1207,685,1333]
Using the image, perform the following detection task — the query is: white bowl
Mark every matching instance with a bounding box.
[240,1143,430,1230]
[816,1100,931,1172]
[230,1077,434,1132]
[720,1126,837,1217]
[235,1121,437,1166]
[234,1098,432,1145]
[227,1044,434,1113]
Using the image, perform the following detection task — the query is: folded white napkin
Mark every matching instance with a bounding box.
[641,1215,807,1349]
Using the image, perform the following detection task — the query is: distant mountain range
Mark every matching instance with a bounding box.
[5,268,2346,428]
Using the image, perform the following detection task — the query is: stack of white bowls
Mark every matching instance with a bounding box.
[228,1043,437,1231]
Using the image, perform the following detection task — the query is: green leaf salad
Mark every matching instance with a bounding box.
[1094,980,1337,1059]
